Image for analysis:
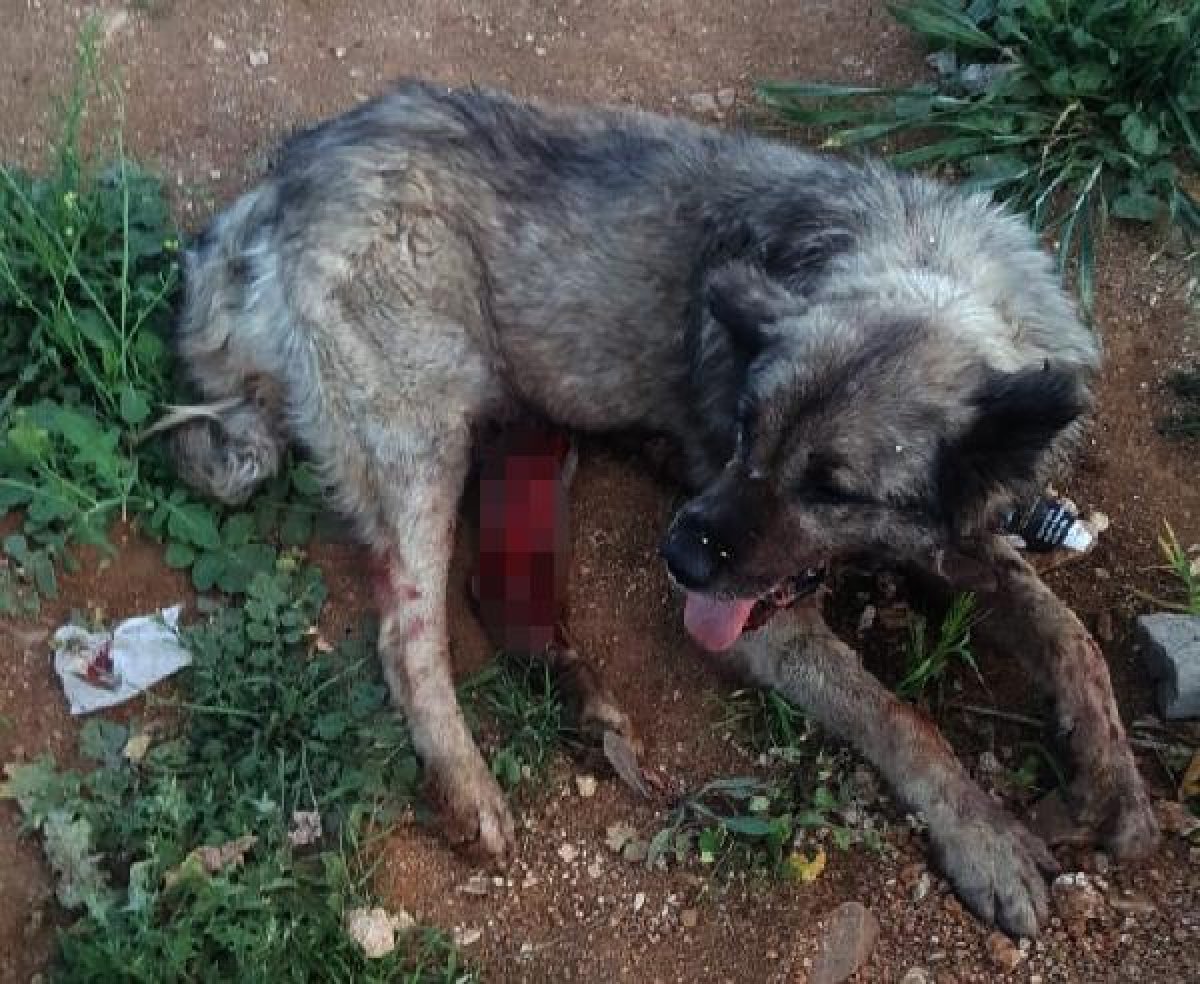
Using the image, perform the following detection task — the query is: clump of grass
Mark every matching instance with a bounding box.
[759,0,1200,312]
[1,557,473,982]
[896,592,982,701]
[0,23,321,615]
[461,660,571,791]
[716,687,813,764]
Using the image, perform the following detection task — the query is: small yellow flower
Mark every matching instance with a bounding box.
[785,847,827,883]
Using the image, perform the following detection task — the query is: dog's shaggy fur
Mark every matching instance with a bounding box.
[170,80,1157,936]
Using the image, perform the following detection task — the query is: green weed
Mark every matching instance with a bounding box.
[461,660,570,791]
[1,557,473,983]
[1139,520,1200,614]
[646,776,796,871]
[759,0,1200,313]
[642,768,884,876]
[896,592,982,701]
[703,686,888,872]
[0,24,321,614]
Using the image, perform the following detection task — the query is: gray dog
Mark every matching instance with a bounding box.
[169,80,1158,937]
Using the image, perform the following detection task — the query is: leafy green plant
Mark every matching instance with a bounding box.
[461,660,570,791]
[0,24,322,612]
[645,776,796,871]
[1,557,471,983]
[896,592,982,700]
[759,0,1200,312]
[638,764,884,876]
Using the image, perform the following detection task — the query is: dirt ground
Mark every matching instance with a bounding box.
[2,2,1199,982]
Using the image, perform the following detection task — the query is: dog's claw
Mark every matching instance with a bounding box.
[1070,764,1160,861]
[929,788,1058,939]
[602,728,651,799]
[429,754,516,860]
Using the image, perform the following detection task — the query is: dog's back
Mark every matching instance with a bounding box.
[171,80,1097,519]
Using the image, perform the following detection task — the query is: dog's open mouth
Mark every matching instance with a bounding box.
[683,566,826,652]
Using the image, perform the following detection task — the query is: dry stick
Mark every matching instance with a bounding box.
[950,702,1192,755]
[948,701,1043,729]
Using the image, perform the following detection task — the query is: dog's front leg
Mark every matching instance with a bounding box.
[964,536,1159,860]
[733,603,1057,938]
[371,452,515,859]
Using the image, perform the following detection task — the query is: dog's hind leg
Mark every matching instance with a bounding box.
[733,603,1057,938]
[956,536,1160,861]
[367,439,516,859]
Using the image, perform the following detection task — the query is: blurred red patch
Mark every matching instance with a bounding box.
[474,422,573,654]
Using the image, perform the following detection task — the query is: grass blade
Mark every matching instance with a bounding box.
[889,136,989,167]
[757,81,910,101]
[1169,95,1200,164]
[888,1,1003,52]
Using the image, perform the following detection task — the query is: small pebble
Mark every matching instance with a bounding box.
[453,927,482,947]
[986,931,1024,972]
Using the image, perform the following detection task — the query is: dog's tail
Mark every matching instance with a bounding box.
[158,187,293,506]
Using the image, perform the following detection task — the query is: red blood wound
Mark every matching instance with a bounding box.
[367,552,393,602]
[475,422,572,654]
[368,552,420,606]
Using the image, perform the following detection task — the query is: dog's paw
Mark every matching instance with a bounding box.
[428,753,516,860]
[929,790,1059,939]
[580,693,638,747]
[1071,763,1160,861]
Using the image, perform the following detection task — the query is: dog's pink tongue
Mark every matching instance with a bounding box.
[684,593,757,652]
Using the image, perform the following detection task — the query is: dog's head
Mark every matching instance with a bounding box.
[662,261,1091,651]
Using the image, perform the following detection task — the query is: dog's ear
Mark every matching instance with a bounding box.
[703,262,801,357]
[938,365,1087,528]
[688,263,802,460]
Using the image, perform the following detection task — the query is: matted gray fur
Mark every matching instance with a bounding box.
[171,79,1157,937]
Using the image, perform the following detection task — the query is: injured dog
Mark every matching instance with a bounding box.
[167,79,1158,936]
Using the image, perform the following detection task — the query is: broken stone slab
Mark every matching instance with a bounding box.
[1137,613,1200,720]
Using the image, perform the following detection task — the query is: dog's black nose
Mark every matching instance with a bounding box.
[660,523,722,590]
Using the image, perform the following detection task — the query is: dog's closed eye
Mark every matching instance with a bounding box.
[799,450,853,498]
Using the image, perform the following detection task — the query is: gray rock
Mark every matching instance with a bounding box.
[687,92,719,115]
[925,50,957,76]
[1137,613,1200,719]
[810,901,880,984]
